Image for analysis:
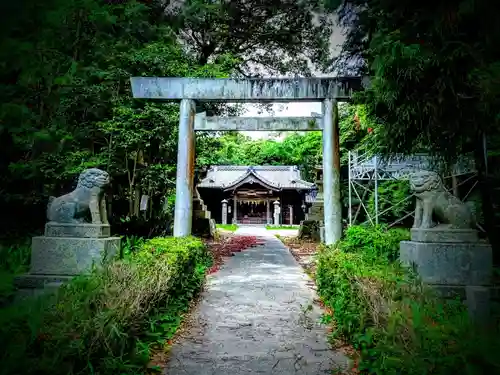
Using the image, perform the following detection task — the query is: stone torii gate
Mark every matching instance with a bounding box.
[129,77,361,244]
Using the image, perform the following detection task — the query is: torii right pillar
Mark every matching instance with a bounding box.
[322,99,342,245]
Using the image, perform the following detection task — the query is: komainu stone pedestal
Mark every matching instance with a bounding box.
[400,227,492,323]
[409,227,479,244]
[44,222,111,238]
[30,235,119,275]
[15,222,120,298]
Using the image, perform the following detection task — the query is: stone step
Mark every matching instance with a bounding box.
[193,210,211,219]
[192,193,212,219]
[308,210,324,215]
[193,204,207,212]
[308,207,324,212]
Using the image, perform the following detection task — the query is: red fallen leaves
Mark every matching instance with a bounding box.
[206,236,265,274]
[208,265,220,274]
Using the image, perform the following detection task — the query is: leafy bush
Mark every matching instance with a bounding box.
[120,234,147,258]
[0,236,211,375]
[113,216,171,238]
[0,240,31,273]
[368,180,414,224]
[316,226,500,374]
[0,241,31,306]
[338,225,409,262]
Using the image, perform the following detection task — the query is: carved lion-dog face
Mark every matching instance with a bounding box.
[409,170,442,193]
[77,168,110,189]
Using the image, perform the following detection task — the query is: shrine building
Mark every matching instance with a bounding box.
[197,165,315,225]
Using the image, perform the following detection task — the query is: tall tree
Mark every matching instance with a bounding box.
[0,0,233,236]
[324,0,500,250]
[166,0,333,76]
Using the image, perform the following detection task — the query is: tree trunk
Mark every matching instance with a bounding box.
[451,174,459,197]
[134,187,140,217]
[128,187,135,217]
[107,190,112,221]
[474,137,499,263]
[126,150,140,217]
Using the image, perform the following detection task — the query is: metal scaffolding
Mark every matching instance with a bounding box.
[347,151,478,228]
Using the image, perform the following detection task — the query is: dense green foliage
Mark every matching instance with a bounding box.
[0,237,211,375]
[0,0,227,238]
[0,0,333,240]
[168,0,333,75]
[367,180,413,225]
[324,0,500,249]
[327,0,499,161]
[198,131,322,182]
[316,225,500,374]
[197,103,375,181]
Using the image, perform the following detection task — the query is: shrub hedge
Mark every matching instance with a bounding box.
[0,236,211,375]
[316,225,500,374]
[337,225,409,262]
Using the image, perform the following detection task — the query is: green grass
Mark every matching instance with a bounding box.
[0,236,212,375]
[266,225,299,230]
[216,224,238,232]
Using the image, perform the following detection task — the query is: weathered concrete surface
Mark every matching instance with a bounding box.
[173,98,196,237]
[400,240,492,285]
[27,236,120,275]
[322,99,342,245]
[45,222,111,238]
[165,226,348,374]
[194,112,322,132]
[130,77,361,102]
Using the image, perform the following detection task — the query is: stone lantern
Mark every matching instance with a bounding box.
[221,199,228,225]
[273,200,281,225]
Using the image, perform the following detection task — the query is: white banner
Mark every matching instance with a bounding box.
[140,195,149,211]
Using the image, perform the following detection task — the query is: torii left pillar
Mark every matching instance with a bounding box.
[173,99,196,237]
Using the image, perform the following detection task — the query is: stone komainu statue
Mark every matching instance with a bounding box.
[47,168,110,224]
[409,170,476,229]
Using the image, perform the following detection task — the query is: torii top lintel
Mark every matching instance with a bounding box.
[130,77,362,102]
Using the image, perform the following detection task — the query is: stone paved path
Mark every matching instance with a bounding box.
[165,226,349,374]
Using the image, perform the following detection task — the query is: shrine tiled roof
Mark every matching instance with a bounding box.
[197,165,314,190]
